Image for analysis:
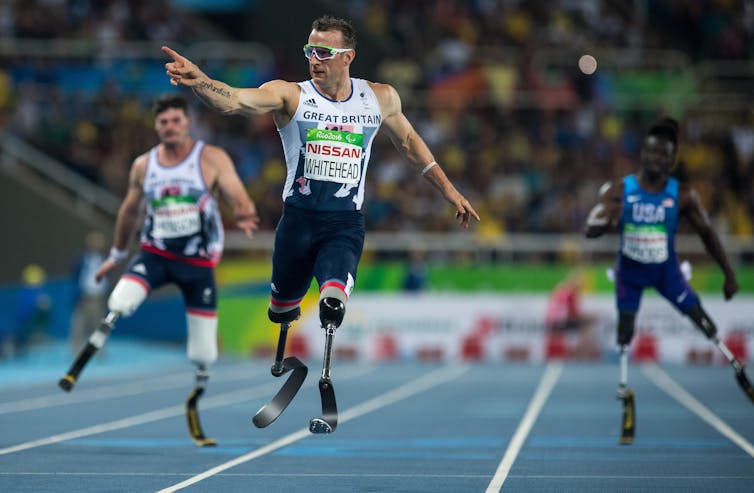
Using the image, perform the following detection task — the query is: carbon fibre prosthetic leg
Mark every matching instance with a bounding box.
[252,307,308,428]
[59,312,119,392]
[309,297,344,434]
[186,365,217,446]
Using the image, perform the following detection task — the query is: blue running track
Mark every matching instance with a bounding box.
[1,340,752,492]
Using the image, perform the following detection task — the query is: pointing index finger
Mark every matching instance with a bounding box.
[161,45,183,62]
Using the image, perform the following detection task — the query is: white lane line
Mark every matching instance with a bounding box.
[0,373,189,415]
[0,365,375,455]
[643,364,754,458]
[155,364,470,493]
[0,405,189,456]
[2,472,753,480]
[0,364,268,415]
[0,471,492,479]
[485,362,563,493]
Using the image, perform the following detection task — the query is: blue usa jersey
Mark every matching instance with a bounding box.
[615,175,698,313]
[619,175,680,264]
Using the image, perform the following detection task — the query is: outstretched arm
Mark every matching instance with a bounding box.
[681,186,739,300]
[584,180,622,238]
[161,46,296,120]
[373,82,480,228]
[95,157,146,281]
[204,146,260,238]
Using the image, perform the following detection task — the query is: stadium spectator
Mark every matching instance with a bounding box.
[0,1,752,238]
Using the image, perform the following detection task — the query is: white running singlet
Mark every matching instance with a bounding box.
[140,141,224,266]
[277,78,382,211]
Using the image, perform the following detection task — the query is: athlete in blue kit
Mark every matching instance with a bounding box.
[585,116,750,443]
[163,15,479,432]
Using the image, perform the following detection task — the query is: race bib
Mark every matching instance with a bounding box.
[622,224,668,263]
[152,196,201,239]
[303,128,363,184]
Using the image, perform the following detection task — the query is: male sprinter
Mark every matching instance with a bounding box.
[162,15,479,432]
[59,94,259,446]
[585,116,750,444]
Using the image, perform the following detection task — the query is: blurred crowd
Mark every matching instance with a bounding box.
[0,0,753,237]
[0,0,196,41]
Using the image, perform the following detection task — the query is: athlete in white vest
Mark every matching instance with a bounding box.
[163,14,478,316]
[163,16,480,431]
[59,95,259,446]
[140,138,224,264]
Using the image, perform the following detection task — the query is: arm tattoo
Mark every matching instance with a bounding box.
[198,81,231,99]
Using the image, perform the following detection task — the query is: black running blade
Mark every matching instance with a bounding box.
[735,368,754,405]
[186,387,217,447]
[620,389,635,445]
[252,357,308,428]
[58,343,99,392]
[309,377,337,434]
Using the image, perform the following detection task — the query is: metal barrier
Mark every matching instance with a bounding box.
[0,38,273,66]
[0,132,121,218]
[224,230,754,262]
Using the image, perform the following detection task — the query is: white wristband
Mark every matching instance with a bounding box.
[421,161,438,176]
[585,203,608,227]
[108,247,128,264]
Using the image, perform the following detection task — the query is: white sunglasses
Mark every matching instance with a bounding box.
[303,44,353,61]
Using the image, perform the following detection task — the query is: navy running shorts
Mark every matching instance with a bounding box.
[615,255,699,314]
[269,204,365,307]
[124,250,217,312]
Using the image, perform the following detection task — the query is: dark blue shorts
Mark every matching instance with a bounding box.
[615,255,699,314]
[270,205,365,308]
[123,250,217,312]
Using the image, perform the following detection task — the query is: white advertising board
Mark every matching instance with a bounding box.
[294,294,753,365]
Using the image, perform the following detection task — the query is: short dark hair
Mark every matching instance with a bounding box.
[152,94,189,117]
[312,15,357,49]
[647,116,679,148]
